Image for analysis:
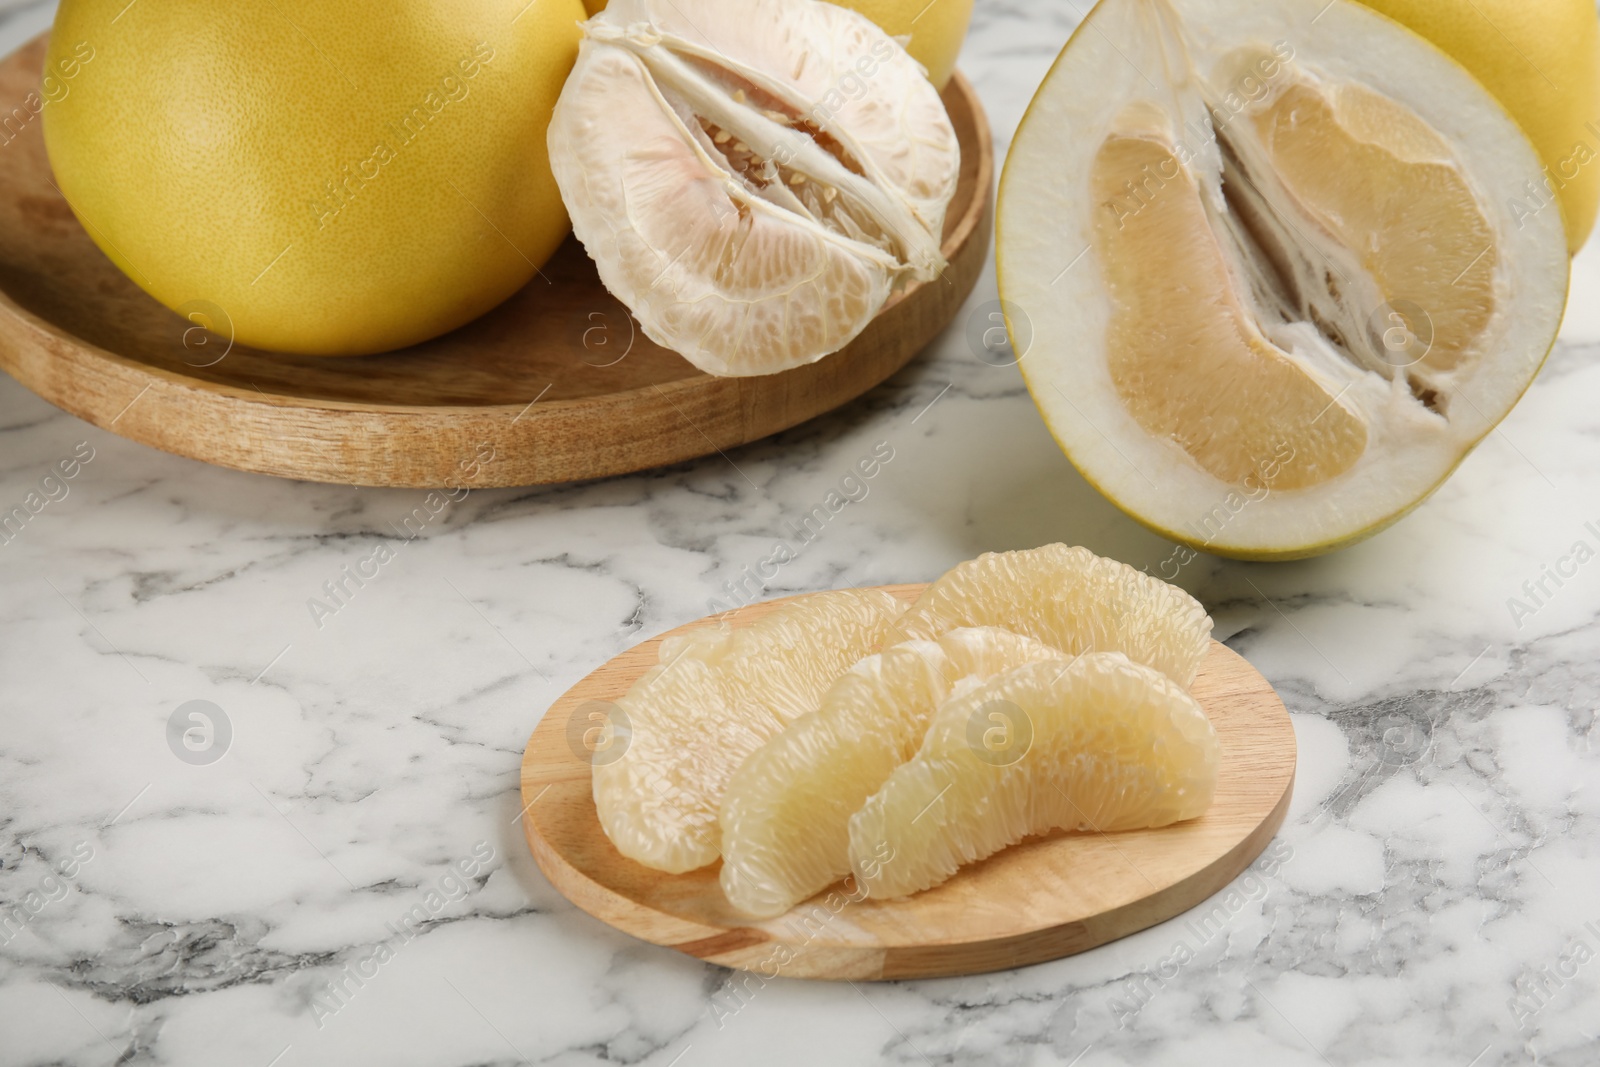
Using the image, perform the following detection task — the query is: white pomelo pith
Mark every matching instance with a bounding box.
[549,0,959,377]
[997,0,1569,559]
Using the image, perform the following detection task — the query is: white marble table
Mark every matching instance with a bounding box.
[3,2,1600,1064]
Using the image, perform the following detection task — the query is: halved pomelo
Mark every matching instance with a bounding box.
[997,0,1569,558]
[719,627,1061,917]
[848,653,1219,899]
[593,589,905,872]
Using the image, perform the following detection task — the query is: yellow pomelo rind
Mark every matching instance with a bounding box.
[829,0,975,89]
[43,0,582,356]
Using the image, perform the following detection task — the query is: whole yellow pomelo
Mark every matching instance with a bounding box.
[1356,0,1600,253]
[579,0,973,88]
[43,0,583,356]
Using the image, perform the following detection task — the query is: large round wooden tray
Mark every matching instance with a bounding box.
[0,35,993,488]
[520,585,1297,980]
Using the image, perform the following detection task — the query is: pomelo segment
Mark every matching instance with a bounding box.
[997,0,1569,558]
[1252,83,1497,376]
[892,544,1213,687]
[1091,132,1369,491]
[848,653,1219,900]
[593,589,905,873]
[719,628,1060,918]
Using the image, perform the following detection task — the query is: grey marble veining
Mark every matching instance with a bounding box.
[3,1,1600,1064]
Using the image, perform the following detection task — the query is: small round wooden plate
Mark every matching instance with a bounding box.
[0,36,993,488]
[520,586,1297,981]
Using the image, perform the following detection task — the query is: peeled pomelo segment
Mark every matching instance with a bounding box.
[891,544,1213,687]
[547,0,959,377]
[937,626,1064,681]
[847,653,1220,900]
[997,0,1569,558]
[719,627,1060,918]
[593,589,905,873]
[721,639,947,918]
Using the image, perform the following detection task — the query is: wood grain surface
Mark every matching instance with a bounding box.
[0,35,993,488]
[520,585,1297,980]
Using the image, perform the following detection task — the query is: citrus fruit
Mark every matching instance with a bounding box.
[830,0,975,90]
[43,0,582,356]
[1355,0,1600,253]
[593,589,905,873]
[576,0,974,89]
[892,545,1213,686]
[848,653,1219,900]
[547,0,960,376]
[719,627,1060,918]
[997,0,1569,559]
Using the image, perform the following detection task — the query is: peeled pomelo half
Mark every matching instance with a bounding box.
[719,627,1061,917]
[892,544,1213,686]
[593,589,905,873]
[548,0,959,377]
[997,0,1569,559]
[848,653,1220,899]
